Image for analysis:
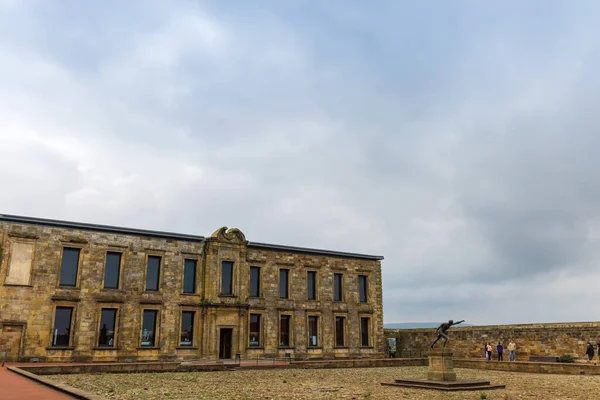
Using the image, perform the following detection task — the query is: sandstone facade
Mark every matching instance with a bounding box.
[0,214,384,362]
[386,322,600,361]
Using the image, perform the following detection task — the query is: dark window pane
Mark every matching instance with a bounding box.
[280,315,290,347]
[249,314,260,347]
[141,310,157,346]
[59,248,80,286]
[334,274,343,301]
[180,311,194,346]
[279,269,289,299]
[307,271,316,300]
[221,261,233,295]
[52,307,73,347]
[98,308,117,347]
[250,267,260,297]
[308,316,318,347]
[146,256,161,291]
[359,275,368,303]
[335,317,345,347]
[361,318,370,347]
[103,252,121,289]
[183,259,197,294]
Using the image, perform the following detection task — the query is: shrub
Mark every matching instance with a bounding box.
[558,355,575,363]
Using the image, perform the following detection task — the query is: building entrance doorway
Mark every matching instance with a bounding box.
[219,328,233,359]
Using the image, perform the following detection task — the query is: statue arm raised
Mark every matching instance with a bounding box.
[453,320,465,326]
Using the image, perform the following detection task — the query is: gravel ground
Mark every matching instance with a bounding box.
[48,366,600,400]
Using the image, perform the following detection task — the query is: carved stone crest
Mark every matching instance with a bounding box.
[211,227,247,244]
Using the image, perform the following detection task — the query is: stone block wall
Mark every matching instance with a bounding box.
[385,322,600,360]
[0,215,385,362]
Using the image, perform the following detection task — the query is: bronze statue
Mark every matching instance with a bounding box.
[430,319,465,348]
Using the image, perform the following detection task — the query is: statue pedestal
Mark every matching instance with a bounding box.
[381,347,506,391]
[427,348,456,381]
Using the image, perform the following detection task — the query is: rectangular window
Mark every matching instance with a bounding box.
[361,317,370,347]
[334,273,343,301]
[308,316,319,347]
[183,259,197,294]
[59,248,80,287]
[180,311,194,346]
[52,307,73,347]
[5,241,34,285]
[279,269,289,299]
[307,271,316,300]
[98,308,117,347]
[145,256,161,292]
[249,266,260,298]
[358,275,368,303]
[249,314,261,347]
[141,310,158,347]
[335,316,345,347]
[280,315,291,347]
[103,252,121,289]
[221,261,233,295]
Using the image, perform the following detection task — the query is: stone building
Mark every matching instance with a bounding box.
[0,214,384,362]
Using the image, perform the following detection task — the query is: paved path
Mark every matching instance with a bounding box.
[0,366,74,400]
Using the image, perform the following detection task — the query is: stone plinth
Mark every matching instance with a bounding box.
[427,348,456,381]
[381,347,506,391]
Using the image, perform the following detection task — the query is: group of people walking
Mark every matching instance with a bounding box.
[484,340,517,361]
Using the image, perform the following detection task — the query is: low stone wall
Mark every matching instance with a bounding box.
[18,362,227,375]
[385,322,600,360]
[290,358,426,369]
[455,359,600,376]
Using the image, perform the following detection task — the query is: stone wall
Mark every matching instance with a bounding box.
[385,322,600,360]
[0,216,384,362]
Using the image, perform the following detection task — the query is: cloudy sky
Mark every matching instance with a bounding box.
[2,0,600,326]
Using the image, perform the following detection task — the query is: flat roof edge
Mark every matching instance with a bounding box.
[247,241,384,261]
[0,214,206,242]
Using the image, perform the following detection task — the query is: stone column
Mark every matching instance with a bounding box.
[427,348,456,381]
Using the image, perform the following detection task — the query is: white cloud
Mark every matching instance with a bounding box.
[1,0,600,325]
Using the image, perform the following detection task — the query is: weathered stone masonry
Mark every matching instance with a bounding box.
[386,322,600,360]
[0,214,384,362]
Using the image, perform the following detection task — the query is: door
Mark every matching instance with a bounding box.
[219,328,233,359]
[0,324,23,362]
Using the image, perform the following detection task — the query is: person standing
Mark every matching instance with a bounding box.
[497,343,504,361]
[508,340,517,361]
[586,342,594,363]
[486,343,493,361]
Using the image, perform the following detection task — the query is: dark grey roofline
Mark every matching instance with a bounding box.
[0,214,384,260]
[247,242,384,261]
[0,214,206,242]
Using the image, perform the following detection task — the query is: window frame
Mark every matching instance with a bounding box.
[279,268,290,299]
[57,246,83,288]
[360,316,372,348]
[307,313,321,348]
[139,308,160,348]
[358,274,368,303]
[144,254,162,292]
[333,273,344,302]
[182,258,198,294]
[220,260,234,296]
[249,266,261,298]
[4,239,36,286]
[306,270,317,301]
[248,312,263,348]
[278,313,293,348]
[334,314,347,348]
[178,309,197,348]
[103,251,123,290]
[96,306,119,348]
[49,304,76,348]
